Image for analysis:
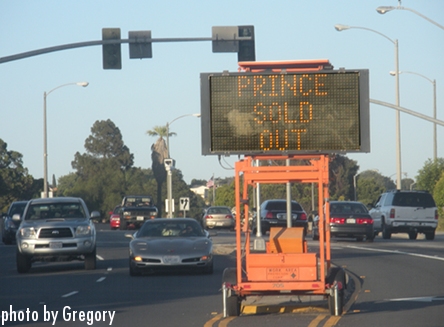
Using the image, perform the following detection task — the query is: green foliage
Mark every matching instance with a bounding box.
[0,139,36,212]
[416,158,444,193]
[433,173,444,231]
[356,170,395,206]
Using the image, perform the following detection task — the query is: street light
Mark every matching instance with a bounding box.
[390,70,437,160]
[334,24,402,190]
[43,82,89,198]
[165,113,201,218]
[376,4,444,31]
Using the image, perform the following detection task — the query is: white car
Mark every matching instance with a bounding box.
[369,190,437,240]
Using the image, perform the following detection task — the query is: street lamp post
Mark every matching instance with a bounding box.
[376,4,444,31]
[334,24,402,190]
[165,113,201,218]
[390,70,437,160]
[43,82,89,198]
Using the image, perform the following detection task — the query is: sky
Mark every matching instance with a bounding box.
[1,0,443,186]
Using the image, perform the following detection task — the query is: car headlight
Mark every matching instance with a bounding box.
[19,227,37,239]
[76,225,91,236]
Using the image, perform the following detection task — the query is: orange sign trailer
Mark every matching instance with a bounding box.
[221,60,346,317]
[223,155,345,317]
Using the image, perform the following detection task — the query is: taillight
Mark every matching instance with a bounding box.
[205,215,212,219]
[331,217,345,224]
[390,208,395,219]
[265,212,274,219]
[300,213,307,220]
[435,209,438,220]
[356,218,373,224]
[226,215,233,219]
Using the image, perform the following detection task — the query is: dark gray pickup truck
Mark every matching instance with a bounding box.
[119,195,158,230]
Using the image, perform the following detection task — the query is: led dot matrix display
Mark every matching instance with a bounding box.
[200,70,369,155]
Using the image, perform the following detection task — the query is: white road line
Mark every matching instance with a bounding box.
[61,291,78,298]
[96,277,106,282]
[347,245,444,261]
[96,255,104,260]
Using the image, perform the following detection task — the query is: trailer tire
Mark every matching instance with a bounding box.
[223,268,241,316]
[327,267,345,316]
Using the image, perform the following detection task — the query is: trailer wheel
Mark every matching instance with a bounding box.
[223,268,241,316]
[327,267,345,316]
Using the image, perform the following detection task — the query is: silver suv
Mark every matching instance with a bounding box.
[15,197,100,273]
[369,190,438,240]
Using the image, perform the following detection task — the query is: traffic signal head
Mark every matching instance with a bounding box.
[238,25,255,62]
[102,28,122,69]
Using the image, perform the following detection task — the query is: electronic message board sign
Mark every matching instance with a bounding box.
[200,70,369,156]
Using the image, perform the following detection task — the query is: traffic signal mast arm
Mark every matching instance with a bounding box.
[0,29,254,64]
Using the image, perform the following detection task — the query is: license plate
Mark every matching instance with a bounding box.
[346,218,356,224]
[49,242,62,249]
[163,255,180,265]
[137,216,144,221]
[216,222,224,226]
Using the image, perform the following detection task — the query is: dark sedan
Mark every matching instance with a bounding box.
[2,201,28,244]
[252,199,307,235]
[126,218,213,276]
[313,201,374,242]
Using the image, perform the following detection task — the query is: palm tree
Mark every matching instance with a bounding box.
[146,126,176,216]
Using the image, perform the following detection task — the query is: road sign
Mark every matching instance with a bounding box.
[180,197,190,211]
[200,69,370,155]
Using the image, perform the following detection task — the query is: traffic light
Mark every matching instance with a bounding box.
[237,25,255,62]
[102,28,122,69]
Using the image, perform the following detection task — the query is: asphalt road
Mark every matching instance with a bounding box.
[1,225,444,327]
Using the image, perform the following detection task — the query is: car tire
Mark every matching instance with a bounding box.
[312,230,319,241]
[3,236,12,245]
[356,236,364,242]
[129,261,141,276]
[366,234,374,242]
[84,248,97,270]
[425,230,435,240]
[408,231,418,240]
[16,251,32,273]
[119,218,127,231]
[203,261,214,275]
[382,220,391,239]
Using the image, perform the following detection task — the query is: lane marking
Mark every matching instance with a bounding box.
[96,255,104,260]
[96,277,106,282]
[61,291,78,298]
[203,313,223,327]
[219,316,236,327]
[346,245,444,261]
[308,314,327,327]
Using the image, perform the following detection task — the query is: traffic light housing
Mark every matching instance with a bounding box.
[237,25,255,62]
[102,28,122,69]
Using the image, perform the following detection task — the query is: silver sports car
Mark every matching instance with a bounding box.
[126,218,213,276]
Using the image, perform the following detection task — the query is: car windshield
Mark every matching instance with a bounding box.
[10,203,27,216]
[138,221,204,237]
[124,197,152,207]
[330,203,368,214]
[24,203,86,220]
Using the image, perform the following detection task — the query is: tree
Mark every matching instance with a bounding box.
[0,139,35,211]
[356,170,394,206]
[329,155,359,201]
[146,125,174,217]
[416,158,444,193]
[66,120,134,214]
[432,173,444,230]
